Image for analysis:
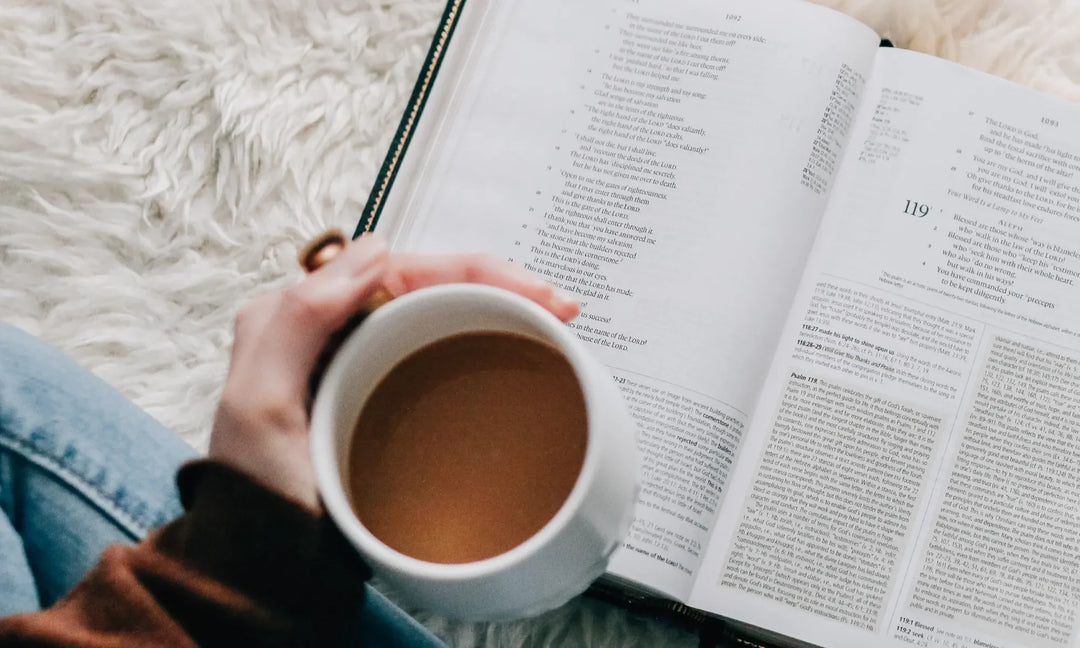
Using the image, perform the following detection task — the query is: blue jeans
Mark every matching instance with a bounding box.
[0,323,444,646]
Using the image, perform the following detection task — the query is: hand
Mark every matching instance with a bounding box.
[208,234,579,509]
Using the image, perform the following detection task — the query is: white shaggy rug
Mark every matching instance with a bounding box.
[2,0,1079,645]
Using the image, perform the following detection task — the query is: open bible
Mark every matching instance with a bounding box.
[358,0,1080,646]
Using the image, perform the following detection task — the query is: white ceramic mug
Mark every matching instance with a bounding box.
[310,283,640,620]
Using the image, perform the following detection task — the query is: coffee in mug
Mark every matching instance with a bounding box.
[310,284,639,620]
[347,330,588,564]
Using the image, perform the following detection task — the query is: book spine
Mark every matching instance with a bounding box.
[584,584,813,648]
[355,0,467,238]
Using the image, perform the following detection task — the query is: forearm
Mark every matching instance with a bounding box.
[0,461,371,647]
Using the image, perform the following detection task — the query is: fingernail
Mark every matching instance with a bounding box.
[553,288,578,309]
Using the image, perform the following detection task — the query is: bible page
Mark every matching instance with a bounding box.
[377,0,879,599]
[690,46,1080,648]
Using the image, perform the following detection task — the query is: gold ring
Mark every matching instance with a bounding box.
[298,229,348,273]
[297,229,395,311]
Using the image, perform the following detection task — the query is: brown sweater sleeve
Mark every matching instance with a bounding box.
[0,460,372,647]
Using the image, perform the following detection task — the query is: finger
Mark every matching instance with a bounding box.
[383,253,580,322]
[269,234,390,378]
[306,232,387,284]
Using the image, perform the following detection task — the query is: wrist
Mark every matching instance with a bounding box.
[209,402,321,510]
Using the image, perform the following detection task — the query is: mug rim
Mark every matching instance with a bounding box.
[310,283,602,582]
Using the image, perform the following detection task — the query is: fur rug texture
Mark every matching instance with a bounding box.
[2,0,1078,645]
